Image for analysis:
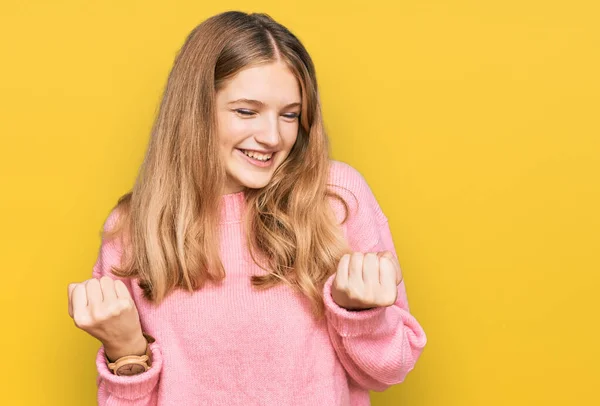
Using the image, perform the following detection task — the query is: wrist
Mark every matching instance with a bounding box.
[103,334,147,362]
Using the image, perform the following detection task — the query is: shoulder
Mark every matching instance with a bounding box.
[328,160,378,204]
[101,204,128,242]
[100,194,132,241]
[103,206,122,234]
[327,160,386,220]
[327,159,367,190]
[327,160,388,250]
[91,203,131,279]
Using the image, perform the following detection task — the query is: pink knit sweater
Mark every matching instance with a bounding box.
[91,160,426,405]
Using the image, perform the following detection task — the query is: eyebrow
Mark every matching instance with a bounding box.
[227,98,301,109]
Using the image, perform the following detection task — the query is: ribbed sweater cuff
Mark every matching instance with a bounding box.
[96,342,162,400]
[323,273,387,337]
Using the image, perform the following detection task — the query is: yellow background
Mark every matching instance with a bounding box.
[1,1,598,405]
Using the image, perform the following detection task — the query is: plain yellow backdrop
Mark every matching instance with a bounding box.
[1,1,598,405]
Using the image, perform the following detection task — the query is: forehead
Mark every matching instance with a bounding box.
[217,62,301,104]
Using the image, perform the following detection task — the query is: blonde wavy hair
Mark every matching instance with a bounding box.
[105,11,351,318]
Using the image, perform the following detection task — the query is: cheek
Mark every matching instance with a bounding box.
[219,117,250,148]
[282,123,299,147]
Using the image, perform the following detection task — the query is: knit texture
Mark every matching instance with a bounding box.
[92,160,426,405]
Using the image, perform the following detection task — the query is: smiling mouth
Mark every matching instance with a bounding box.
[238,149,274,162]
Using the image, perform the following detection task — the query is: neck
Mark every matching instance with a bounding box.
[219,190,246,224]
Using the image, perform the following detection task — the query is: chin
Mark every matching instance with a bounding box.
[241,179,271,190]
[226,170,270,190]
[226,160,281,191]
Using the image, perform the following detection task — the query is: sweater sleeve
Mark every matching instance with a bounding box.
[90,210,163,405]
[324,162,427,392]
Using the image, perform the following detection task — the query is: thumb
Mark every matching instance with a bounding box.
[378,251,402,285]
[67,283,77,318]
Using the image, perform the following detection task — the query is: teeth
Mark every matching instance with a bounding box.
[242,150,272,161]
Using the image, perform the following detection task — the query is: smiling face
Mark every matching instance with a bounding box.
[215,61,301,194]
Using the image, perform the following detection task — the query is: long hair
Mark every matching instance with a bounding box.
[106,11,351,318]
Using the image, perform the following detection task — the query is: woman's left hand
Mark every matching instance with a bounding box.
[330,251,403,311]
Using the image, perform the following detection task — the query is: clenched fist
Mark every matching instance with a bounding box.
[68,276,146,361]
[331,251,403,311]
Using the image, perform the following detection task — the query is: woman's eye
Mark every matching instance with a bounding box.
[235,109,255,116]
[282,113,300,120]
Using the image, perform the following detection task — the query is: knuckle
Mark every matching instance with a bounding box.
[73,313,91,328]
[110,307,122,317]
[89,307,105,322]
[104,302,122,318]
[346,287,362,301]
[100,276,114,286]
[363,254,377,267]
[365,252,377,260]
[72,283,85,294]
[374,297,389,307]
[385,295,396,306]
[361,293,374,305]
[333,279,346,292]
[114,280,131,295]
[118,298,134,311]
[379,256,393,268]
[385,290,398,306]
[351,252,364,260]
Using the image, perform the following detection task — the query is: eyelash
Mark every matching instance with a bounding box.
[234,109,300,120]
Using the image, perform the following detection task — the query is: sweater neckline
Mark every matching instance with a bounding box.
[220,190,246,224]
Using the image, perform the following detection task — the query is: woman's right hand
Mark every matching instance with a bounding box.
[68,276,147,361]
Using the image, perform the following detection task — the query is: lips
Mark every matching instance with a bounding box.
[239,149,274,161]
[236,149,276,168]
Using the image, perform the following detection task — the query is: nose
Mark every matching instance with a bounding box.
[254,115,280,148]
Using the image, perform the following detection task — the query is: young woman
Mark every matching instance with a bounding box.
[67,11,426,406]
